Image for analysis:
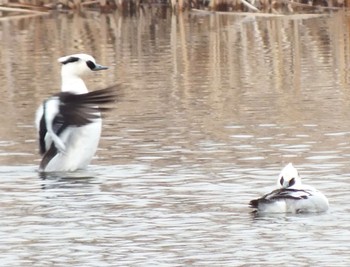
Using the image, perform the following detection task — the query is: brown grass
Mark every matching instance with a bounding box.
[0,0,346,13]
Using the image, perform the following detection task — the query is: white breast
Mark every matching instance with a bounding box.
[42,119,102,172]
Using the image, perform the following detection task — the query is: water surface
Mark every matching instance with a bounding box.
[0,9,350,266]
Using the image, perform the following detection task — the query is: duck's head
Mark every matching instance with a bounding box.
[58,54,108,78]
[277,163,302,188]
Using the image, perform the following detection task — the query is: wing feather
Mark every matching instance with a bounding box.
[37,85,118,157]
[250,188,312,208]
[58,86,118,126]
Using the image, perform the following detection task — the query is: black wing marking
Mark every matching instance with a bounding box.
[249,188,312,208]
[39,144,58,171]
[57,86,118,127]
[38,106,70,155]
[39,119,69,170]
[38,86,118,157]
[39,107,48,155]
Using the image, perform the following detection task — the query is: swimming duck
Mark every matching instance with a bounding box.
[35,54,117,172]
[249,163,329,213]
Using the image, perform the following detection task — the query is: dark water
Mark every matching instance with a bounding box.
[0,9,350,266]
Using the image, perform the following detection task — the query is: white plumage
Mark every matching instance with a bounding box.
[35,54,117,172]
[249,163,329,214]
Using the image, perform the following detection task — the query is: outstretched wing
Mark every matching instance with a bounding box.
[58,86,118,126]
[37,86,118,156]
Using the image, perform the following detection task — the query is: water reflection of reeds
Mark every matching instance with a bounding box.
[1,10,350,168]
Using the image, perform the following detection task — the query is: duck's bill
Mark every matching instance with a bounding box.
[92,64,108,71]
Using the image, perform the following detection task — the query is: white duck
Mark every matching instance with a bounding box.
[35,54,117,172]
[249,163,329,213]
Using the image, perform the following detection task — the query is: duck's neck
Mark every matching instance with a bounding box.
[61,74,88,94]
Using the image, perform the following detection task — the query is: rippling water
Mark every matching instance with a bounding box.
[1,9,350,266]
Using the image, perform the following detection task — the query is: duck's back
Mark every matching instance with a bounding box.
[250,187,329,214]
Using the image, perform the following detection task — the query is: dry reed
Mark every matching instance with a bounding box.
[0,0,346,13]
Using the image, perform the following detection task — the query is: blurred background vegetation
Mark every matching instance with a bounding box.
[0,0,346,13]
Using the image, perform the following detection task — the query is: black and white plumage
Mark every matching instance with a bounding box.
[35,54,117,172]
[249,163,329,213]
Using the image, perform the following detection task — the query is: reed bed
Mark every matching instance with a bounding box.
[0,0,346,14]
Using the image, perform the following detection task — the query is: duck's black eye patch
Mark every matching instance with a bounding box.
[61,57,80,65]
[86,60,96,70]
[280,176,284,186]
[289,178,296,187]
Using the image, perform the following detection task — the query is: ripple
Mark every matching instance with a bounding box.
[1,10,350,267]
